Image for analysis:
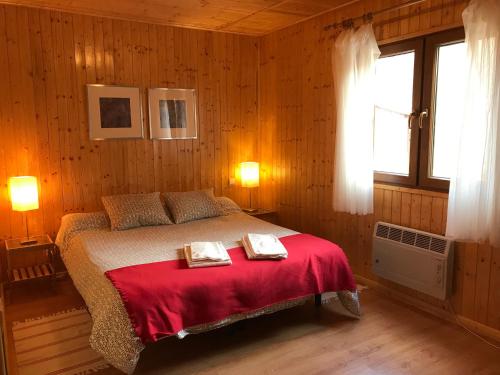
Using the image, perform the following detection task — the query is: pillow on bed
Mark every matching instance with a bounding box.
[102,192,172,231]
[163,189,222,224]
[55,211,110,252]
[216,196,242,215]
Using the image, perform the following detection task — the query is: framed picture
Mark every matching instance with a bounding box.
[87,84,143,140]
[148,88,197,139]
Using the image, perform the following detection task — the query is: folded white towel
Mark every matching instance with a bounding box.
[190,241,230,262]
[184,242,231,268]
[242,233,288,259]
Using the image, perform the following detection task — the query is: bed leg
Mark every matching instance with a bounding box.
[314,294,322,306]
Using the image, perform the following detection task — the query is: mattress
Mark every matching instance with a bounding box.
[56,211,360,374]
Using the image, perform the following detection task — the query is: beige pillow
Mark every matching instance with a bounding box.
[163,189,222,224]
[102,192,172,231]
[216,196,242,215]
[56,212,109,250]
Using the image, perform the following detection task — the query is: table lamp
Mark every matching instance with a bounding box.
[8,176,39,245]
[240,162,259,213]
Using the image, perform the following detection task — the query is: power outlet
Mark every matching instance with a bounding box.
[229,177,236,186]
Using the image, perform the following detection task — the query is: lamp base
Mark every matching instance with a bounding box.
[242,207,258,213]
[20,238,38,246]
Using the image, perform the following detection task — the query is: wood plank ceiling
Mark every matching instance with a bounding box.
[0,0,356,35]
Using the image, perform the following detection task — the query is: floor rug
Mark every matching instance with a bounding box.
[12,308,109,375]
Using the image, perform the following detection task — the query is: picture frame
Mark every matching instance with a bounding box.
[148,88,197,140]
[87,84,143,140]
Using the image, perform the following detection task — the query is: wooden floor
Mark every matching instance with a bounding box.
[4,278,500,375]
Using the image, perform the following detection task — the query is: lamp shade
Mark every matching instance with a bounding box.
[240,162,259,188]
[8,176,39,212]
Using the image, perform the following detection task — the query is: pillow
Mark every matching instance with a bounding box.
[216,196,242,215]
[163,189,222,224]
[56,212,109,252]
[101,192,172,231]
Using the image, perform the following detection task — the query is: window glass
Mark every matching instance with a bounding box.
[431,42,466,179]
[374,52,415,175]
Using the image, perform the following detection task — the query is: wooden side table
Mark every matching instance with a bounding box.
[4,235,56,301]
[246,209,278,224]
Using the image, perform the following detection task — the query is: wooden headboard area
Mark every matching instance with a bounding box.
[0,4,260,240]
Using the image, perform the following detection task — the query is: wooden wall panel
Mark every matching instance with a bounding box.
[0,4,259,240]
[259,0,500,332]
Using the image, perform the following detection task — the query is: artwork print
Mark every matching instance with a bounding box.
[159,99,187,129]
[99,98,132,129]
[149,88,197,139]
[87,85,143,140]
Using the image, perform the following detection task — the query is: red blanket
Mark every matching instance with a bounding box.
[105,233,356,344]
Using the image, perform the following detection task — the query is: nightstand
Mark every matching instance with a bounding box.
[246,209,278,224]
[4,235,56,299]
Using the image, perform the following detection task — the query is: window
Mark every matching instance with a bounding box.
[374,28,465,190]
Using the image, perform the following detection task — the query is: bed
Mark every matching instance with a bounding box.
[56,208,360,374]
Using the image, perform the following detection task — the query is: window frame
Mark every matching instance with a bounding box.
[374,27,465,192]
[374,39,424,187]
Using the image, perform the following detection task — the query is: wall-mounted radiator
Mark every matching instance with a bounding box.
[372,222,454,300]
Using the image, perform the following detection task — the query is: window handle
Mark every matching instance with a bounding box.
[419,109,429,129]
[408,112,418,130]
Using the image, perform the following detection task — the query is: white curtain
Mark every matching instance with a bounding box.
[446,0,500,246]
[332,24,380,215]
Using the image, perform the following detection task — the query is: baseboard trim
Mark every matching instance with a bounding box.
[455,315,500,344]
[355,275,500,344]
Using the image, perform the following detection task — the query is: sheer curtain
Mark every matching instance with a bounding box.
[446,0,500,246]
[332,24,380,215]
